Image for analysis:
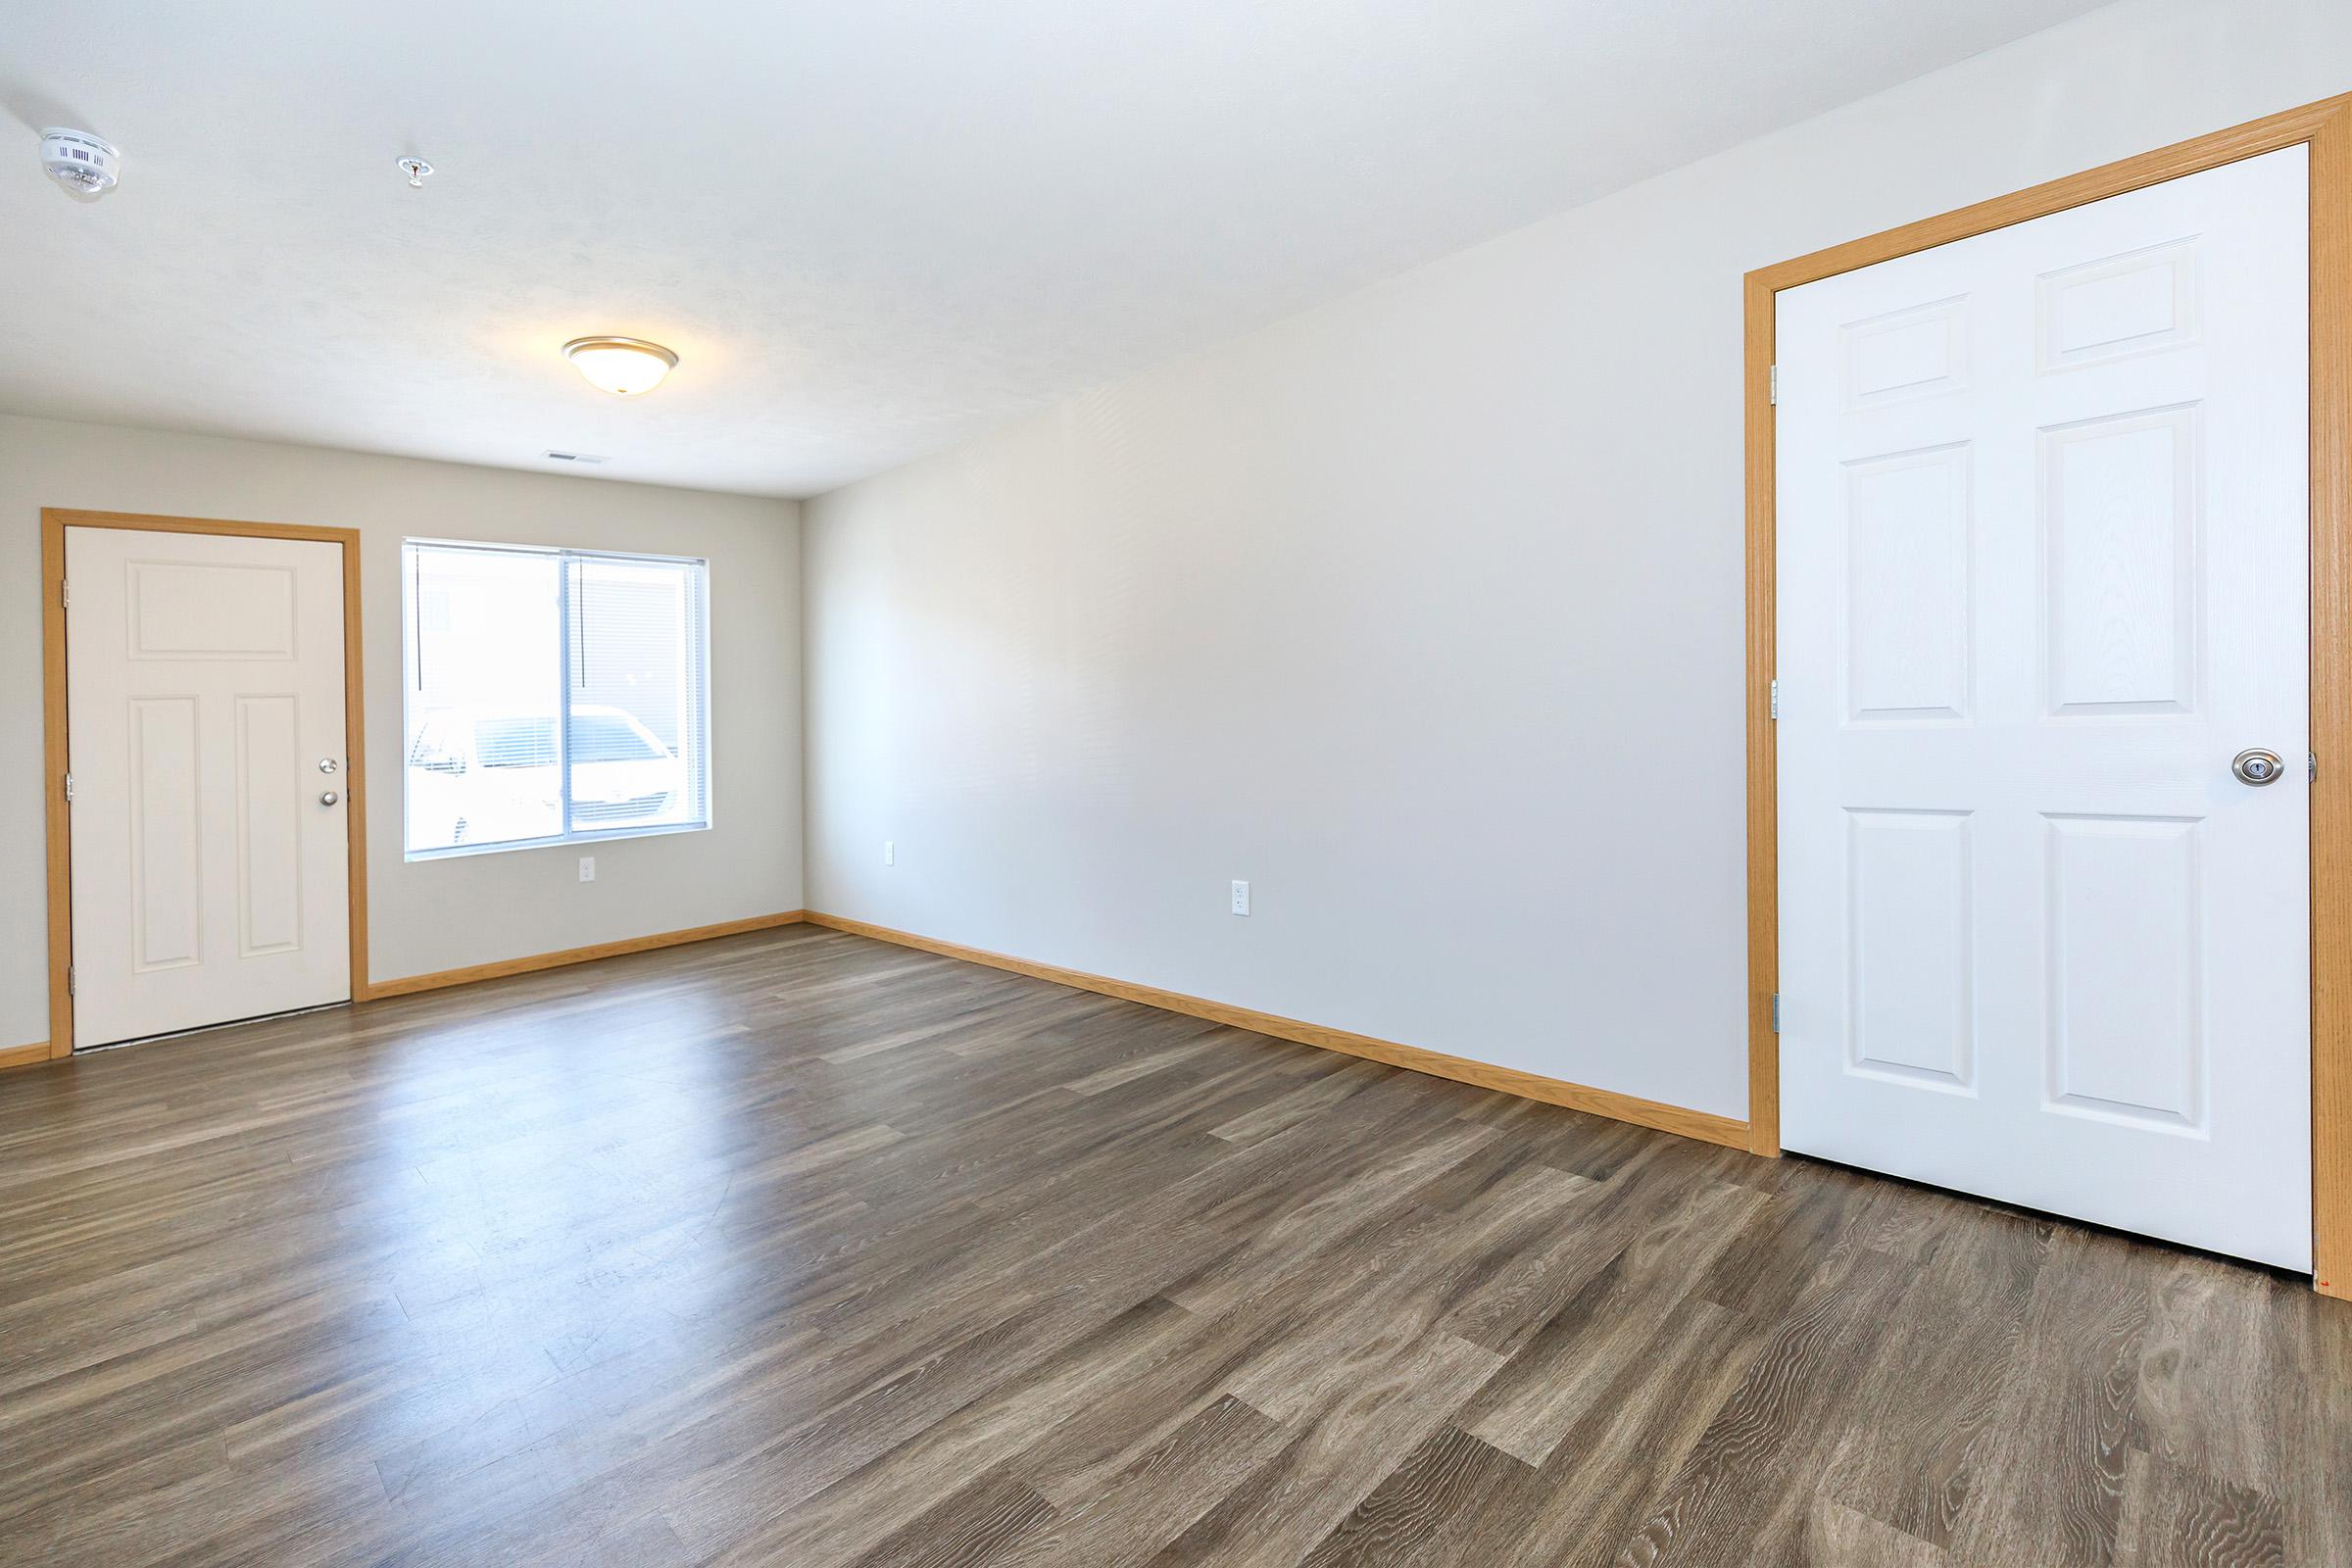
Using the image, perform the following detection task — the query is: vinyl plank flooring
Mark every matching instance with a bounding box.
[1809,1200,2046,1551]
[1943,1227,2161,1568]
[1807,1500,1957,1568]
[986,1394,1293,1568]
[724,1297,1207,1568]
[1608,1242,1912,1566]
[1296,1423,1535,1568]
[2115,1452,2288,1568]
[1454,1173,1766,1466]
[0,924,2341,1568]
[840,1467,1060,1568]
[1137,1329,1502,1568]
[1490,1292,1774,1568]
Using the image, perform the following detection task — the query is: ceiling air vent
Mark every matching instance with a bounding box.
[543,451,610,465]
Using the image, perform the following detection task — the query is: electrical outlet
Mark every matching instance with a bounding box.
[578,857,595,883]
[884,840,895,866]
[1230,879,1250,916]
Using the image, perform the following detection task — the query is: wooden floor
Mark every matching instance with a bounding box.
[1,927,2345,1566]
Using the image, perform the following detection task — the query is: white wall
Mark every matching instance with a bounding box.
[804,0,2352,1120]
[0,415,803,1054]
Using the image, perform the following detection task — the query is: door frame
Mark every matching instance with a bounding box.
[1744,93,2352,1296]
[39,508,371,1056]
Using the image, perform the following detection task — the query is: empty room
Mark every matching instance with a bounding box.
[2,1,2347,1563]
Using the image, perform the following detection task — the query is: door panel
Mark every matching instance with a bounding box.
[129,559,298,658]
[67,528,351,1048]
[1844,444,1972,721]
[1777,147,2310,1270]
[1846,808,1974,1091]
[129,695,203,971]
[236,693,305,956]
[2040,406,2199,714]
[2043,812,2202,1128]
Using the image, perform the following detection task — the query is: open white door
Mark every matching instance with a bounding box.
[66,526,352,1049]
[1775,148,2311,1269]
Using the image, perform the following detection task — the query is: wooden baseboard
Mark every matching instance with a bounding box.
[18,906,1752,1152]
[0,1040,54,1073]
[362,911,808,1001]
[802,911,1751,1151]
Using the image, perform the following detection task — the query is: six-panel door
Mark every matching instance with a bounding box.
[1776,148,2312,1269]
[66,527,352,1048]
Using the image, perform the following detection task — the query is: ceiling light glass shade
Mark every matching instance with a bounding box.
[563,336,678,396]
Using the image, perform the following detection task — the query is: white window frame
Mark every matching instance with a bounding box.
[401,536,713,861]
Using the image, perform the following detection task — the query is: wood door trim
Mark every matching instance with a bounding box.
[805,911,1754,1150]
[1743,94,2352,1298]
[39,508,372,1056]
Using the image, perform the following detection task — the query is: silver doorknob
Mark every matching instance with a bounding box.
[319,790,341,807]
[2232,748,2284,787]
[318,759,339,774]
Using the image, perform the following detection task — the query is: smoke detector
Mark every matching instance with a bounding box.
[40,128,120,196]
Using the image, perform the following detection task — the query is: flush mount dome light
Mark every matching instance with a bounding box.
[562,336,678,396]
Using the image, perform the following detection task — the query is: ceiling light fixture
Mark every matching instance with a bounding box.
[398,157,433,188]
[563,336,678,397]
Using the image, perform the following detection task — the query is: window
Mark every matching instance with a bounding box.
[402,540,710,858]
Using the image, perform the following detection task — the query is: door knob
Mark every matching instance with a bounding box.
[319,790,341,807]
[318,759,339,774]
[2232,748,2284,787]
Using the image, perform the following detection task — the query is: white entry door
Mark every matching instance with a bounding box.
[66,526,353,1049]
[1776,147,2311,1270]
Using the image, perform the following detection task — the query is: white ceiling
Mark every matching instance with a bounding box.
[2,0,2106,498]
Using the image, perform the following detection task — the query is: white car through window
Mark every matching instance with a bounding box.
[407,706,687,850]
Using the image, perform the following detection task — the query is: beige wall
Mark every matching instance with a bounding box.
[805,0,2352,1120]
[0,414,803,1053]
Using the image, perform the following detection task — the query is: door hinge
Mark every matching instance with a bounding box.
[67,966,74,998]
[1769,678,1780,720]
[60,579,71,609]
[1770,994,1781,1034]
[62,772,74,803]
[1768,365,1779,406]
[2312,753,2320,783]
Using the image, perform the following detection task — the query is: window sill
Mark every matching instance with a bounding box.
[404,819,712,863]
